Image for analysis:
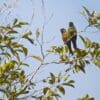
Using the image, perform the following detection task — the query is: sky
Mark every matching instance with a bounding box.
[0,0,100,100]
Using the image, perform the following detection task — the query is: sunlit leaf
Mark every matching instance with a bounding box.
[78,94,95,100]
[49,73,55,84]
[85,37,91,48]
[0,67,3,75]
[12,42,23,48]
[43,87,50,95]
[93,59,100,68]
[31,55,43,62]
[22,31,32,38]
[22,47,28,56]
[58,72,61,82]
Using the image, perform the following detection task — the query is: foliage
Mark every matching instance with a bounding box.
[48,35,100,73]
[0,19,34,100]
[82,6,100,29]
[78,94,94,100]
[0,1,100,100]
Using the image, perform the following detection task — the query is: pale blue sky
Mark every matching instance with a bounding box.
[0,0,100,100]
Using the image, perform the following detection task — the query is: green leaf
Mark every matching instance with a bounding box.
[85,37,91,48]
[75,65,81,73]
[0,26,11,31]
[50,73,55,84]
[7,30,18,34]
[43,87,50,95]
[22,31,32,38]
[22,31,34,44]
[75,64,85,73]
[14,24,22,28]
[20,63,29,67]
[0,35,3,42]
[42,79,47,82]
[79,35,86,45]
[95,22,100,27]
[36,28,40,38]
[19,22,29,25]
[45,89,52,98]
[10,48,20,61]
[22,47,28,56]
[63,83,75,88]
[57,86,65,95]
[83,6,91,16]
[63,80,75,88]
[26,37,34,44]
[93,59,100,68]
[85,60,90,64]
[79,60,85,68]
[31,55,43,62]
[58,72,61,82]
[66,80,75,84]
[64,75,70,81]
[13,18,18,25]
[1,52,11,58]
[78,94,95,100]
[12,42,23,48]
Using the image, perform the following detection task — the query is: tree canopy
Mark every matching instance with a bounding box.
[0,0,100,100]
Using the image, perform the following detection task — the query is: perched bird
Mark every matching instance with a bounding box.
[68,22,78,50]
[60,28,73,55]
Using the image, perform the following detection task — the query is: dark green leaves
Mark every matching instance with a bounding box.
[22,31,34,44]
[79,35,91,48]
[57,86,65,95]
[75,64,85,73]
[18,22,29,26]
[83,6,91,16]
[13,18,18,25]
[13,19,29,28]
[7,30,18,34]
[49,73,56,84]
[63,80,75,88]
[22,47,28,56]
